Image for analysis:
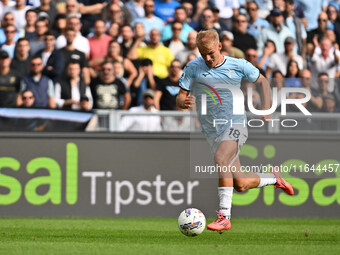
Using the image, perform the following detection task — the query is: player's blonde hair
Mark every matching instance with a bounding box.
[196,29,219,48]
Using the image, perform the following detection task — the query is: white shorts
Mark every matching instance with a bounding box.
[207,125,248,165]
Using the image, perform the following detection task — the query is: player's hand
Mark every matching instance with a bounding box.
[184,96,195,109]
[261,115,270,122]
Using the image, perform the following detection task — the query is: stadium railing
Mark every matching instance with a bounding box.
[91,110,340,134]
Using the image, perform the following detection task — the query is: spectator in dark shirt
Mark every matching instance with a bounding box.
[52,14,67,38]
[307,11,328,56]
[120,24,136,58]
[90,60,131,109]
[24,9,37,40]
[34,0,57,26]
[131,58,156,107]
[0,50,21,107]
[232,14,257,53]
[29,19,49,56]
[60,28,90,84]
[154,59,182,110]
[20,56,56,109]
[36,31,65,82]
[11,38,31,76]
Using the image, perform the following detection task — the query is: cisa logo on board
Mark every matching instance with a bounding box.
[0,142,339,216]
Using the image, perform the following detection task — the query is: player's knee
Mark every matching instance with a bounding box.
[234,180,248,192]
[214,152,232,166]
[214,147,238,167]
[214,153,225,166]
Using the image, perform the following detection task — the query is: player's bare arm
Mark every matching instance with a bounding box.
[176,88,191,109]
[255,73,271,122]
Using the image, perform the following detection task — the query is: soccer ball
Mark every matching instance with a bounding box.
[178,208,206,236]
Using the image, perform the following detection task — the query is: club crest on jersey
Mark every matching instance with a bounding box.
[225,70,234,78]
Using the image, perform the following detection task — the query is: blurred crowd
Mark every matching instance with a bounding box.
[0,0,340,129]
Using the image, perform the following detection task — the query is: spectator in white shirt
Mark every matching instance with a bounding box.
[8,0,31,30]
[266,36,303,77]
[310,38,340,92]
[55,15,90,58]
[119,89,162,132]
[55,61,93,111]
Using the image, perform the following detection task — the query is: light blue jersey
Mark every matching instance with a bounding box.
[179,56,260,138]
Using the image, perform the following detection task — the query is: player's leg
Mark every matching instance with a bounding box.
[206,140,236,232]
[232,161,294,195]
[226,125,294,195]
[215,139,237,219]
[231,156,260,192]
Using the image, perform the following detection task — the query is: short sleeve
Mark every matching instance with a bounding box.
[47,79,54,97]
[242,59,260,83]
[116,79,127,95]
[82,53,89,68]
[179,63,194,91]
[156,77,164,92]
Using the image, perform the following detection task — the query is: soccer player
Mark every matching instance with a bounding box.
[176,29,294,232]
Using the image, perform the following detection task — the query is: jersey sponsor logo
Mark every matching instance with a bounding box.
[202,73,210,77]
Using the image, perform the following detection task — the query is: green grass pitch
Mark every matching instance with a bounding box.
[0,218,339,255]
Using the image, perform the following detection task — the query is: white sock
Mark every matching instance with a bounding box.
[218,187,233,219]
[257,173,277,187]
